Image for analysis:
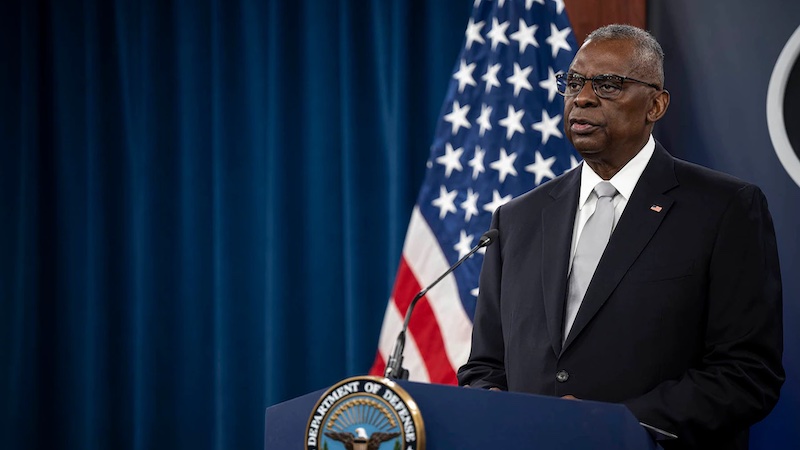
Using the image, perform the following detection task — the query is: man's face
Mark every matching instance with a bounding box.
[563,39,663,164]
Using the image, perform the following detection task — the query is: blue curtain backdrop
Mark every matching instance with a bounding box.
[0,0,470,449]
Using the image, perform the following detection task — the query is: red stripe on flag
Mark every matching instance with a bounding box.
[392,257,457,384]
[369,352,386,377]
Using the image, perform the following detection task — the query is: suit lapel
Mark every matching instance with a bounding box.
[562,144,679,352]
[541,168,581,356]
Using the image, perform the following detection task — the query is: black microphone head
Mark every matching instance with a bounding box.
[479,229,499,247]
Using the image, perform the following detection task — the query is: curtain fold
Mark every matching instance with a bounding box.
[0,0,470,449]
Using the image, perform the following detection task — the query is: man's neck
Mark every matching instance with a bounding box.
[582,135,652,180]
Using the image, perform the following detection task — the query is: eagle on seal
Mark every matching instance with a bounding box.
[324,427,400,450]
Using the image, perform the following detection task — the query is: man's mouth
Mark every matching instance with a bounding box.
[569,118,599,133]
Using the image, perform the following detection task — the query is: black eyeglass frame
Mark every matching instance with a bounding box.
[555,72,662,99]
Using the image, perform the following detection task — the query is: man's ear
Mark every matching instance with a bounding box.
[647,89,670,123]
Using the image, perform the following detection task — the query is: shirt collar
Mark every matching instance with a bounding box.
[577,135,656,209]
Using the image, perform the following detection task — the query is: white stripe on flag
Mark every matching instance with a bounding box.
[403,208,474,371]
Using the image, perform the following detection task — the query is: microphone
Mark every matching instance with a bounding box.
[384,229,499,379]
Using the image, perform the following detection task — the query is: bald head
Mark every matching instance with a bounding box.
[584,24,665,88]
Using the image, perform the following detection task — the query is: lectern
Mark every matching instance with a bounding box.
[265,379,662,449]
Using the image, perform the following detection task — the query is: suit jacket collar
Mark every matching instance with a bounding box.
[541,166,581,356]
[558,142,679,353]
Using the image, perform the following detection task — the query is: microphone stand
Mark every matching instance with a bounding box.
[384,229,498,380]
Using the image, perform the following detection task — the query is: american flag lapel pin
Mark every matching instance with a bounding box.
[650,204,663,213]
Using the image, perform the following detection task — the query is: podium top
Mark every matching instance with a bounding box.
[265,379,661,450]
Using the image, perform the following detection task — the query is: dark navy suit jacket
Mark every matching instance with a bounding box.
[458,142,784,449]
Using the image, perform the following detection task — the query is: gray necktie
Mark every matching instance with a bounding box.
[563,181,618,342]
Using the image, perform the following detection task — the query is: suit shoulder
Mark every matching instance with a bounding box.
[502,168,577,212]
[672,157,762,197]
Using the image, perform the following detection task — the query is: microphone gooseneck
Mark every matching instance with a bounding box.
[384,229,499,380]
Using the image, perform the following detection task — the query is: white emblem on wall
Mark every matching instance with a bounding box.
[767,25,800,189]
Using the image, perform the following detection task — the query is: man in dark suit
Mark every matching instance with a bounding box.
[457,25,784,450]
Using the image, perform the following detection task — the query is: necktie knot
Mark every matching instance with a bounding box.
[594,181,617,199]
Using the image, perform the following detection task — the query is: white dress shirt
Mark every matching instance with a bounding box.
[568,135,656,273]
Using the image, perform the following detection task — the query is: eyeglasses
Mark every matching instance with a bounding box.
[555,73,662,99]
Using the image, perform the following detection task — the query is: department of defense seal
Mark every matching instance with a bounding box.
[304,376,425,450]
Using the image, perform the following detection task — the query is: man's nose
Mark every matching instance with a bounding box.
[572,81,599,107]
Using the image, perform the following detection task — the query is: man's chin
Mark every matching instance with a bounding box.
[568,135,604,155]
[572,145,604,160]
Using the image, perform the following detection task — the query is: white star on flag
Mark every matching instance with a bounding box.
[546,23,572,58]
[432,185,458,219]
[469,146,486,180]
[465,18,486,49]
[506,62,534,97]
[532,109,563,144]
[454,230,475,259]
[476,103,493,136]
[510,19,539,53]
[483,190,513,214]
[453,59,478,93]
[487,17,510,50]
[539,67,560,102]
[436,142,464,178]
[525,150,557,184]
[443,101,472,135]
[482,63,502,93]
[498,105,525,140]
[461,188,481,222]
[490,148,519,183]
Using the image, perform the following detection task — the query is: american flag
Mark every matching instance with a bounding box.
[370,0,579,384]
